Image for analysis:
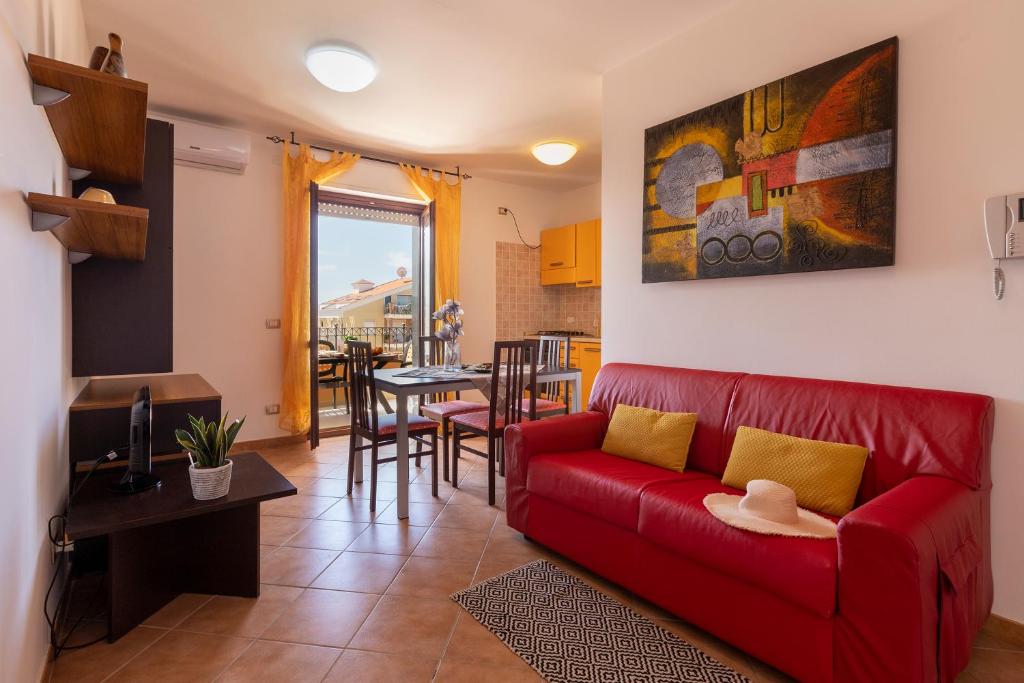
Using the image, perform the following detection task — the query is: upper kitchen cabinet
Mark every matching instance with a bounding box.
[540,219,601,287]
[540,224,576,285]
[574,218,601,287]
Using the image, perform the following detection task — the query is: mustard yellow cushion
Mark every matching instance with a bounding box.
[722,426,868,516]
[601,404,697,472]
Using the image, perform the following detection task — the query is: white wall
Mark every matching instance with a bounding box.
[552,181,601,225]
[0,1,87,680]
[602,0,1024,621]
[172,137,572,440]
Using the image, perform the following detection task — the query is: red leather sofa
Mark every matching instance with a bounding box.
[504,363,994,683]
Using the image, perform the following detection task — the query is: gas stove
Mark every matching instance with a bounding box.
[536,330,587,337]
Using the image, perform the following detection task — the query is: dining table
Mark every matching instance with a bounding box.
[355,365,583,519]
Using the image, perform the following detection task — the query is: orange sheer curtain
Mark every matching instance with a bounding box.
[280,144,359,435]
[399,165,461,307]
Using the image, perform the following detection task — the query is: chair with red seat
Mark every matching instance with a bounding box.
[450,339,538,505]
[416,335,486,481]
[345,340,440,510]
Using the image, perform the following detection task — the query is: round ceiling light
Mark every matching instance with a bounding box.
[531,141,578,166]
[305,45,377,92]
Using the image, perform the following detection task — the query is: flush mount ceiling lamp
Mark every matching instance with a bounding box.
[305,45,377,92]
[531,141,578,166]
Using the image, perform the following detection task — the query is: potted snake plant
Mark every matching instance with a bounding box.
[175,414,246,500]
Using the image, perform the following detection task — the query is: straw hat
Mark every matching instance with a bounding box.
[703,479,837,539]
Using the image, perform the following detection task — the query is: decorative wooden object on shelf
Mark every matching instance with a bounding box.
[26,192,147,262]
[27,53,147,184]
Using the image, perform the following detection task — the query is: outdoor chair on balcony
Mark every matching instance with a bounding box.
[317,339,350,413]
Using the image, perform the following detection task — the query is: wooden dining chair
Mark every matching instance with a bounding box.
[450,339,538,505]
[317,339,350,413]
[345,341,441,510]
[535,335,570,417]
[416,335,485,482]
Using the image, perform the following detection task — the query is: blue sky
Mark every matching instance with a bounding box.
[317,216,414,303]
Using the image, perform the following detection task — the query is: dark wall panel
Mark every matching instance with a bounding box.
[72,118,174,376]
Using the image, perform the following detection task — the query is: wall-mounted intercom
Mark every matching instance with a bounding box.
[984,193,1024,300]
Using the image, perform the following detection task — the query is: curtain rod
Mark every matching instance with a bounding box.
[265,131,470,180]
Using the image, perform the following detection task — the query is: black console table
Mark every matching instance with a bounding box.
[66,452,295,640]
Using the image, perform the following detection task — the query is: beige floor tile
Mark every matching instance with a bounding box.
[443,613,539,674]
[300,476,353,498]
[413,526,489,562]
[348,594,460,658]
[386,556,478,599]
[261,494,340,518]
[280,462,343,478]
[260,515,311,545]
[318,498,378,523]
[481,529,550,563]
[346,523,427,554]
[105,630,251,682]
[372,501,446,526]
[259,588,380,648]
[433,658,541,682]
[433,504,500,532]
[457,468,506,490]
[959,648,1024,683]
[409,481,455,503]
[176,584,303,638]
[448,486,503,507]
[347,479,399,500]
[322,649,437,682]
[216,640,341,682]
[280,475,317,494]
[260,546,339,587]
[284,519,368,551]
[473,555,538,584]
[50,625,166,683]
[142,593,213,628]
[311,551,408,593]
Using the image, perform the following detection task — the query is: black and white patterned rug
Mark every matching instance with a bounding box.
[451,559,750,683]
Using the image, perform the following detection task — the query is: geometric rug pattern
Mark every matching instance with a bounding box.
[452,559,751,683]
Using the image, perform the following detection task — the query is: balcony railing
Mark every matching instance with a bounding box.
[318,324,412,361]
[384,303,413,315]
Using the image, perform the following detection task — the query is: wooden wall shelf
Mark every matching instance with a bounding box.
[27,193,148,262]
[27,54,148,184]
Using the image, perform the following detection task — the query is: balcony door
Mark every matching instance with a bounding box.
[309,188,433,445]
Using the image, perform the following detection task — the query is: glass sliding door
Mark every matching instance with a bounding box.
[313,191,432,434]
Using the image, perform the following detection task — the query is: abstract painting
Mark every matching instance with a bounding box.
[643,37,898,282]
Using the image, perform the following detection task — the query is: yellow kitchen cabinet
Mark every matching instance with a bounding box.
[577,342,601,409]
[540,224,576,285]
[574,218,601,287]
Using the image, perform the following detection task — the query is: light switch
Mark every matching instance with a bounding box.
[265,318,281,329]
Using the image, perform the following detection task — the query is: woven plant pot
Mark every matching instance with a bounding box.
[188,459,233,500]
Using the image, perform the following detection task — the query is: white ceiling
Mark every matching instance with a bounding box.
[81,0,728,190]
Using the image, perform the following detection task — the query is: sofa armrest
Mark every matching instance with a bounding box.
[503,411,608,530]
[836,476,989,683]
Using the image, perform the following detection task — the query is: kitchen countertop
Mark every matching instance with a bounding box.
[526,335,602,343]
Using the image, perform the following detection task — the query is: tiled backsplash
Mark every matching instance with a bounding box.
[496,242,601,340]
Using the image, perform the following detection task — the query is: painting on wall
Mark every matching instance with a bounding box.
[643,37,898,282]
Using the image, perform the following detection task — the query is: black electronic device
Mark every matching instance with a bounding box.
[109,386,161,494]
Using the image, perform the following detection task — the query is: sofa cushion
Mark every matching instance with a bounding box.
[589,363,745,476]
[526,450,712,531]
[638,478,839,617]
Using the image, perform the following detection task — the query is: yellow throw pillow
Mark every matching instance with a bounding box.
[722,426,868,516]
[601,404,697,472]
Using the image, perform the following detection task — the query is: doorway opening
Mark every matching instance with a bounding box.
[313,191,433,437]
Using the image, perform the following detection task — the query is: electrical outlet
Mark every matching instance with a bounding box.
[265,404,280,415]
[265,318,281,329]
[497,206,509,215]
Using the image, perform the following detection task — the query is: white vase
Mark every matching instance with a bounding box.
[188,459,233,500]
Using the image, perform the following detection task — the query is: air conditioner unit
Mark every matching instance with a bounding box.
[168,118,251,174]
